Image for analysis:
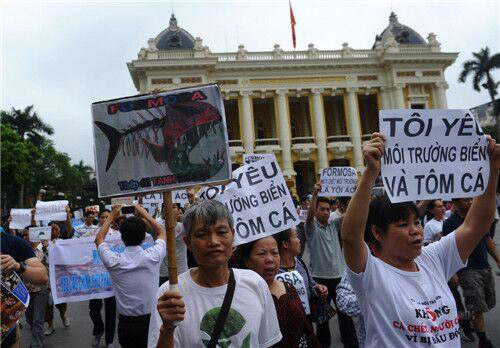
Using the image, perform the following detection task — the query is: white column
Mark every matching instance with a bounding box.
[380,86,392,109]
[392,83,405,109]
[276,90,295,177]
[239,91,254,154]
[345,88,364,171]
[434,82,449,109]
[311,88,329,173]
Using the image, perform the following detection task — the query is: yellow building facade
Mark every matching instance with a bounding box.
[128,13,457,197]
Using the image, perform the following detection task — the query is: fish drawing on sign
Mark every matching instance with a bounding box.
[94,101,227,182]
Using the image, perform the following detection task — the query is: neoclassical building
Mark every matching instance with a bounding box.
[127,12,457,197]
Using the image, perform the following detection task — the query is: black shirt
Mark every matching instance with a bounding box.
[442,213,489,270]
[1,231,35,262]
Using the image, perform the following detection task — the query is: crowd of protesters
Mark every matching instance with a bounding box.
[2,132,500,348]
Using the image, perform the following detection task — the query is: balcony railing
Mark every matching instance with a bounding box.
[291,136,316,145]
[327,135,351,143]
[255,138,280,146]
[228,139,243,147]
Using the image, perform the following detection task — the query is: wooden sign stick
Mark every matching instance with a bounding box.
[163,191,178,286]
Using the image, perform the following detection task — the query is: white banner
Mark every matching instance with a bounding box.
[143,190,189,211]
[319,167,357,197]
[198,157,300,246]
[243,153,276,165]
[92,84,231,197]
[9,209,32,229]
[380,110,489,203]
[275,270,310,314]
[34,200,68,222]
[48,235,154,304]
[29,227,51,242]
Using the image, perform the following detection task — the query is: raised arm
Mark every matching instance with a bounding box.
[305,183,320,232]
[341,133,385,273]
[95,205,120,247]
[135,205,166,242]
[65,205,74,238]
[455,137,500,262]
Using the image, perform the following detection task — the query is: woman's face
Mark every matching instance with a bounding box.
[377,213,423,262]
[288,229,302,257]
[245,237,280,284]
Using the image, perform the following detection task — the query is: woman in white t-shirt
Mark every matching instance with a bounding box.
[340,133,500,348]
[423,199,446,245]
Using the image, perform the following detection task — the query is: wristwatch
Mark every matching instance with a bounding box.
[18,261,27,274]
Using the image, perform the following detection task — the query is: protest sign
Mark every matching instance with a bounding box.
[34,200,68,221]
[143,190,189,212]
[319,167,357,197]
[110,196,134,205]
[1,272,29,342]
[379,110,489,203]
[275,271,310,314]
[242,153,276,165]
[9,209,32,229]
[92,84,232,197]
[198,157,300,246]
[29,227,52,242]
[86,205,100,214]
[48,235,154,304]
[73,210,83,220]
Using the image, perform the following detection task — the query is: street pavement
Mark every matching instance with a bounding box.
[19,225,500,347]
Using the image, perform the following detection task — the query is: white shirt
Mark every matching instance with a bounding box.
[156,219,188,278]
[73,223,98,238]
[346,232,466,347]
[147,268,282,348]
[424,218,443,243]
[98,239,166,316]
[328,209,342,223]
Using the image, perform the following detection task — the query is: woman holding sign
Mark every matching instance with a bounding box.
[341,133,500,348]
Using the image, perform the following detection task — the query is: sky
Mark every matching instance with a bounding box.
[1,0,499,168]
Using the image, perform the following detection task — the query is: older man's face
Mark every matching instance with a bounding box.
[184,218,234,268]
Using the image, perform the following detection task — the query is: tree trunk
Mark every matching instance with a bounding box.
[18,183,24,207]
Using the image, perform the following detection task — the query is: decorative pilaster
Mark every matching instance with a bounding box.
[239,91,254,154]
[380,86,392,109]
[311,88,329,173]
[392,83,406,109]
[276,90,295,177]
[345,88,364,171]
[434,82,449,109]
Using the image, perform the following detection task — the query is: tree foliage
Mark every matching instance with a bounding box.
[1,106,97,210]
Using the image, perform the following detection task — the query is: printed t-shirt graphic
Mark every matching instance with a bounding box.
[200,307,250,348]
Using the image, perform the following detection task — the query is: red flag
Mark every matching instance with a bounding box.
[289,0,296,49]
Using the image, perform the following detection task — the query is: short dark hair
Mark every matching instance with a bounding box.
[233,239,259,269]
[98,209,110,218]
[273,229,292,251]
[316,196,330,208]
[300,196,309,204]
[365,195,419,250]
[337,197,351,207]
[119,216,146,246]
[83,211,94,218]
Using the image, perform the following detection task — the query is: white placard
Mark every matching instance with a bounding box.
[379,109,489,203]
[198,157,300,246]
[34,200,68,221]
[9,209,32,229]
[243,153,276,165]
[110,196,134,205]
[92,84,231,198]
[73,210,83,220]
[275,270,310,314]
[143,190,189,209]
[319,167,357,197]
[29,227,52,242]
